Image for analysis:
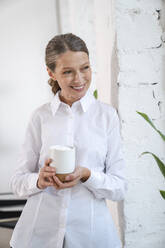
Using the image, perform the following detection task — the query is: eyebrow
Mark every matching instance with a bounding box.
[62,62,90,70]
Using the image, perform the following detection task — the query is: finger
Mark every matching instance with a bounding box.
[41,180,55,188]
[61,180,77,188]
[65,173,79,182]
[53,181,60,189]
[53,176,64,187]
[51,176,61,189]
[53,176,78,189]
[46,182,54,187]
[42,166,56,173]
[44,176,54,183]
[65,167,81,181]
[53,176,63,186]
[45,158,53,167]
[42,172,56,178]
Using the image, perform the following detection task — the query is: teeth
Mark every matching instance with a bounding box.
[72,85,84,89]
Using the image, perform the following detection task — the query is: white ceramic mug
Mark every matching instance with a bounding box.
[49,145,76,182]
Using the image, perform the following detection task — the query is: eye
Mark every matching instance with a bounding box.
[83,65,89,70]
[63,70,72,75]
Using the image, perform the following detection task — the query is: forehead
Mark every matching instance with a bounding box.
[56,50,89,69]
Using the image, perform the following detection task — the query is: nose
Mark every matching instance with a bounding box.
[73,71,83,84]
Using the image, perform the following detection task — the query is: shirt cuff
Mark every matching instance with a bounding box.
[27,173,43,195]
[81,170,105,189]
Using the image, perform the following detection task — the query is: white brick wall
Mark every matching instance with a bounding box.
[115,1,165,247]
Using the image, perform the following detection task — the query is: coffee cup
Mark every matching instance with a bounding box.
[49,145,76,182]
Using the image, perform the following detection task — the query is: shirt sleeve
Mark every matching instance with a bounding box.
[10,110,43,198]
[82,109,128,201]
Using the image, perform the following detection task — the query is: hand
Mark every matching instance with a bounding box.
[52,166,91,190]
[37,158,56,189]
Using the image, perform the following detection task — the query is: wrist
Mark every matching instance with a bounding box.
[81,168,91,183]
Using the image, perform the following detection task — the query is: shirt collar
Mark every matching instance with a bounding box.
[50,88,96,116]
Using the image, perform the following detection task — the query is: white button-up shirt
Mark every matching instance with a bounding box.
[10,89,127,248]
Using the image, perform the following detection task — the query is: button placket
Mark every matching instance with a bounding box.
[59,204,67,228]
[58,192,70,229]
[67,110,74,146]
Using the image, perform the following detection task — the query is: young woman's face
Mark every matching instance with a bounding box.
[47,50,92,106]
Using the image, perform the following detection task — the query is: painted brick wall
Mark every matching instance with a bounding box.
[115,1,165,247]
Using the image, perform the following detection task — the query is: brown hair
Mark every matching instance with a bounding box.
[45,33,89,95]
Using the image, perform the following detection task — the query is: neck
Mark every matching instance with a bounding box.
[59,92,73,107]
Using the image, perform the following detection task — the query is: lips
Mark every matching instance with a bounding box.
[72,85,84,89]
[70,84,85,91]
[71,84,85,87]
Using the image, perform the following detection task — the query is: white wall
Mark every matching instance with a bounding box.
[0,0,59,192]
[115,0,165,247]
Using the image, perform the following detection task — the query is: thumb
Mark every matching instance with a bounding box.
[65,169,78,181]
[45,158,53,167]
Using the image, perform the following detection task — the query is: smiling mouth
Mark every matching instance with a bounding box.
[70,84,85,91]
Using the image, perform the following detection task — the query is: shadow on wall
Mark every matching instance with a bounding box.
[111,33,119,110]
[110,33,125,245]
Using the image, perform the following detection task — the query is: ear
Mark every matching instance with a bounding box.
[47,67,56,81]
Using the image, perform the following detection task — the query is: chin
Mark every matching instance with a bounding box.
[69,84,90,101]
[76,89,87,98]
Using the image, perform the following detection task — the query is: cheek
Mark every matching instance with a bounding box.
[58,78,72,88]
[86,72,92,82]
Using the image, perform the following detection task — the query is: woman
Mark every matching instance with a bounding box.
[10,33,127,248]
